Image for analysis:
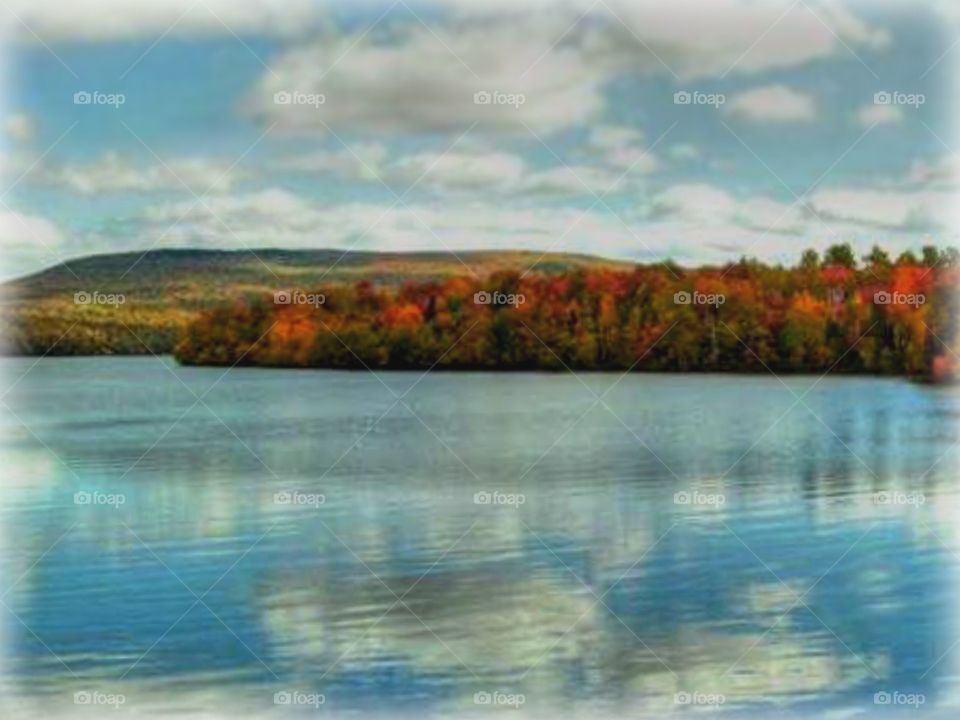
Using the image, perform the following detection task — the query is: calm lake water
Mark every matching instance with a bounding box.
[1,357,959,718]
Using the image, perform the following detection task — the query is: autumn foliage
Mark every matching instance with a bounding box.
[174,247,959,379]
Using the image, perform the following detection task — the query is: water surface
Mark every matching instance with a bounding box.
[1,358,958,717]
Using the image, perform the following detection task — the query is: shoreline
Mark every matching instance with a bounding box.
[1,352,947,383]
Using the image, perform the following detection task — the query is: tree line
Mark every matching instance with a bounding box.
[173,245,959,379]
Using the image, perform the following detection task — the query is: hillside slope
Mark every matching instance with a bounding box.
[0,248,631,355]
[4,248,630,300]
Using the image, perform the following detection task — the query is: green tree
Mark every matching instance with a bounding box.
[922,245,941,267]
[824,243,856,268]
[800,249,820,271]
[863,245,891,269]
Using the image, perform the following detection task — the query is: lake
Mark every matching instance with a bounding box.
[1,357,958,717]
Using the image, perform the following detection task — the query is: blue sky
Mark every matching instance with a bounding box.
[1,0,958,278]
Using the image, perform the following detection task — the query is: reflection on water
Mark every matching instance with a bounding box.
[0,358,958,717]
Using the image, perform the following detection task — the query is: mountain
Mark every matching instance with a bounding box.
[0,248,632,355]
[3,248,632,300]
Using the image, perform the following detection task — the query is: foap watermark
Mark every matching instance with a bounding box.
[674,290,725,307]
[274,690,325,708]
[474,290,525,308]
[73,691,125,709]
[674,691,725,707]
[73,90,125,108]
[874,91,925,108]
[673,90,725,108]
[74,490,125,508]
[274,289,326,308]
[874,691,925,708]
[75,291,125,307]
[274,491,325,508]
[874,290,925,307]
[474,491,525,508]
[473,90,525,108]
[273,90,325,108]
[473,691,525,708]
[674,490,725,507]
[874,491,925,507]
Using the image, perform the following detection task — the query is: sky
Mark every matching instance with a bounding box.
[0,0,958,279]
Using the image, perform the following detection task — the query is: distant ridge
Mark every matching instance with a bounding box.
[0,248,635,356]
[3,248,633,301]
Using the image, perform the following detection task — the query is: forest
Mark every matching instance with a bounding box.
[172,245,959,380]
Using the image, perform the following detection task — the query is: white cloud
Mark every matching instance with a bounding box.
[588,125,644,151]
[723,85,817,123]
[668,143,700,161]
[268,143,388,180]
[385,147,633,198]
[651,176,959,239]
[0,210,65,279]
[243,1,885,135]
[126,185,824,265]
[519,164,623,196]
[856,103,902,127]
[3,113,36,143]
[808,187,956,232]
[583,0,888,79]
[4,0,890,73]
[906,156,960,189]
[4,0,324,42]
[652,184,737,222]
[23,140,643,201]
[131,187,634,260]
[736,197,807,234]
[133,188,640,252]
[450,0,888,78]
[265,140,642,199]
[132,189,820,266]
[389,151,527,192]
[28,152,241,195]
[0,210,63,249]
[98,180,947,269]
[931,0,960,26]
[585,125,659,172]
[651,183,806,234]
[243,17,605,134]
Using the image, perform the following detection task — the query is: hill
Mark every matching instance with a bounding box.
[0,248,631,355]
[4,248,632,300]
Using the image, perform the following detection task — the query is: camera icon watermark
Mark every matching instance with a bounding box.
[873,290,925,307]
[273,690,325,708]
[873,491,925,507]
[674,490,725,507]
[73,90,125,108]
[74,490,125,508]
[274,289,325,308]
[874,91,925,108]
[874,690,925,707]
[273,90,325,108]
[273,491,325,508]
[473,491,525,508]
[74,290,125,307]
[673,90,725,107]
[473,90,526,108]
[473,690,525,708]
[73,690,125,708]
[673,290,725,306]
[473,290,525,308]
[674,691,725,707]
